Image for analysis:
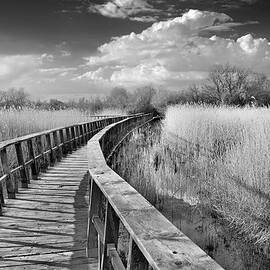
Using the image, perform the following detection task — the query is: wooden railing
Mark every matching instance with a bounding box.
[0,115,128,215]
[87,115,224,270]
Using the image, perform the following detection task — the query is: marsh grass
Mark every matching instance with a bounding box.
[114,104,270,258]
[0,108,124,141]
[0,108,125,173]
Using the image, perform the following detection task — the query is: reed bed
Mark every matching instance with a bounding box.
[115,104,270,257]
[0,108,124,141]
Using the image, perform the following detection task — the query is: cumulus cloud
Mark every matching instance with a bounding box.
[88,0,260,22]
[89,0,158,22]
[0,53,82,96]
[0,55,41,85]
[77,9,270,90]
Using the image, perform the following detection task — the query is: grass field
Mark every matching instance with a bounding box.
[115,104,270,259]
[0,108,124,141]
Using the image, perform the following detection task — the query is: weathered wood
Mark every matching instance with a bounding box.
[80,125,85,145]
[107,244,126,270]
[76,126,81,148]
[0,115,128,151]
[83,124,88,143]
[71,127,77,150]
[59,129,65,157]
[52,131,61,162]
[0,146,98,269]
[65,127,72,153]
[87,178,102,258]
[46,133,56,166]
[87,123,91,140]
[15,142,29,189]
[27,139,38,180]
[87,115,224,270]
[92,216,105,242]
[0,115,131,267]
[101,201,120,270]
[36,135,44,173]
[0,148,15,199]
[127,237,149,270]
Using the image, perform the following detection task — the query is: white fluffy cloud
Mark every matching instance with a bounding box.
[0,55,41,85]
[77,9,270,90]
[89,0,157,21]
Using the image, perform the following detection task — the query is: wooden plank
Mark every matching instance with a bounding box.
[27,139,38,180]
[107,244,126,270]
[0,148,15,199]
[15,142,29,188]
[87,179,102,258]
[0,116,127,151]
[101,201,120,270]
[0,145,97,269]
[127,236,149,270]
[87,116,224,270]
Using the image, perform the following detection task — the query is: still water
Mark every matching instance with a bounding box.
[160,195,270,270]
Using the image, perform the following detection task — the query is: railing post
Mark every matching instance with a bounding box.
[36,135,46,172]
[15,142,29,188]
[92,122,97,136]
[87,178,102,259]
[75,126,81,148]
[0,183,3,215]
[59,129,65,157]
[65,127,72,153]
[45,133,55,166]
[127,236,149,270]
[52,131,61,162]
[83,124,87,143]
[80,125,85,145]
[0,148,15,199]
[87,123,91,140]
[71,127,77,150]
[27,139,38,180]
[101,201,120,270]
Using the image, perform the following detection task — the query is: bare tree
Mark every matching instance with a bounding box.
[108,87,129,109]
[0,88,29,109]
[203,64,249,105]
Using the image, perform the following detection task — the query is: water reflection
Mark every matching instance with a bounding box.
[160,194,270,270]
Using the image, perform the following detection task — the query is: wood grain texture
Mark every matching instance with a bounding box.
[0,146,97,269]
[0,116,127,151]
[87,116,224,270]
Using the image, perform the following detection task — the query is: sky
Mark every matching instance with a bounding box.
[0,0,269,100]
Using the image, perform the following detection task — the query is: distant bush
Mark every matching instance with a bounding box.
[0,88,30,109]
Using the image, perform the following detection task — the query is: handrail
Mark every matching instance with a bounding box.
[0,115,129,215]
[87,115,224,270]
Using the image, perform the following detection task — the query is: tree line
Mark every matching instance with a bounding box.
[1,64,269,113]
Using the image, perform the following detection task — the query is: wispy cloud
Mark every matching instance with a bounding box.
[200,21,259,33]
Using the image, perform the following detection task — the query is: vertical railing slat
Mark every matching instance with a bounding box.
[127,235,149,270]
[71,127,77,150]
[87,178,102,260]
[27,139,38,180]
[45,133,54,167]
[59,129,65,158]
[52,131,60,162]
[15,142,29,188]
[0,148,15,199]
[101,201,120,270]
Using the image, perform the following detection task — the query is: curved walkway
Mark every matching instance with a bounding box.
[0,146,97,269]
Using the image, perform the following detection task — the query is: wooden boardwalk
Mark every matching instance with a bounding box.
[0,146,97,269]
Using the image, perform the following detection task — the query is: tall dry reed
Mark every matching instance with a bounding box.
[115,104,270,255]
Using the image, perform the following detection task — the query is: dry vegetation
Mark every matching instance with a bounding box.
[115,104,270,256]
[0,108,124,141]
